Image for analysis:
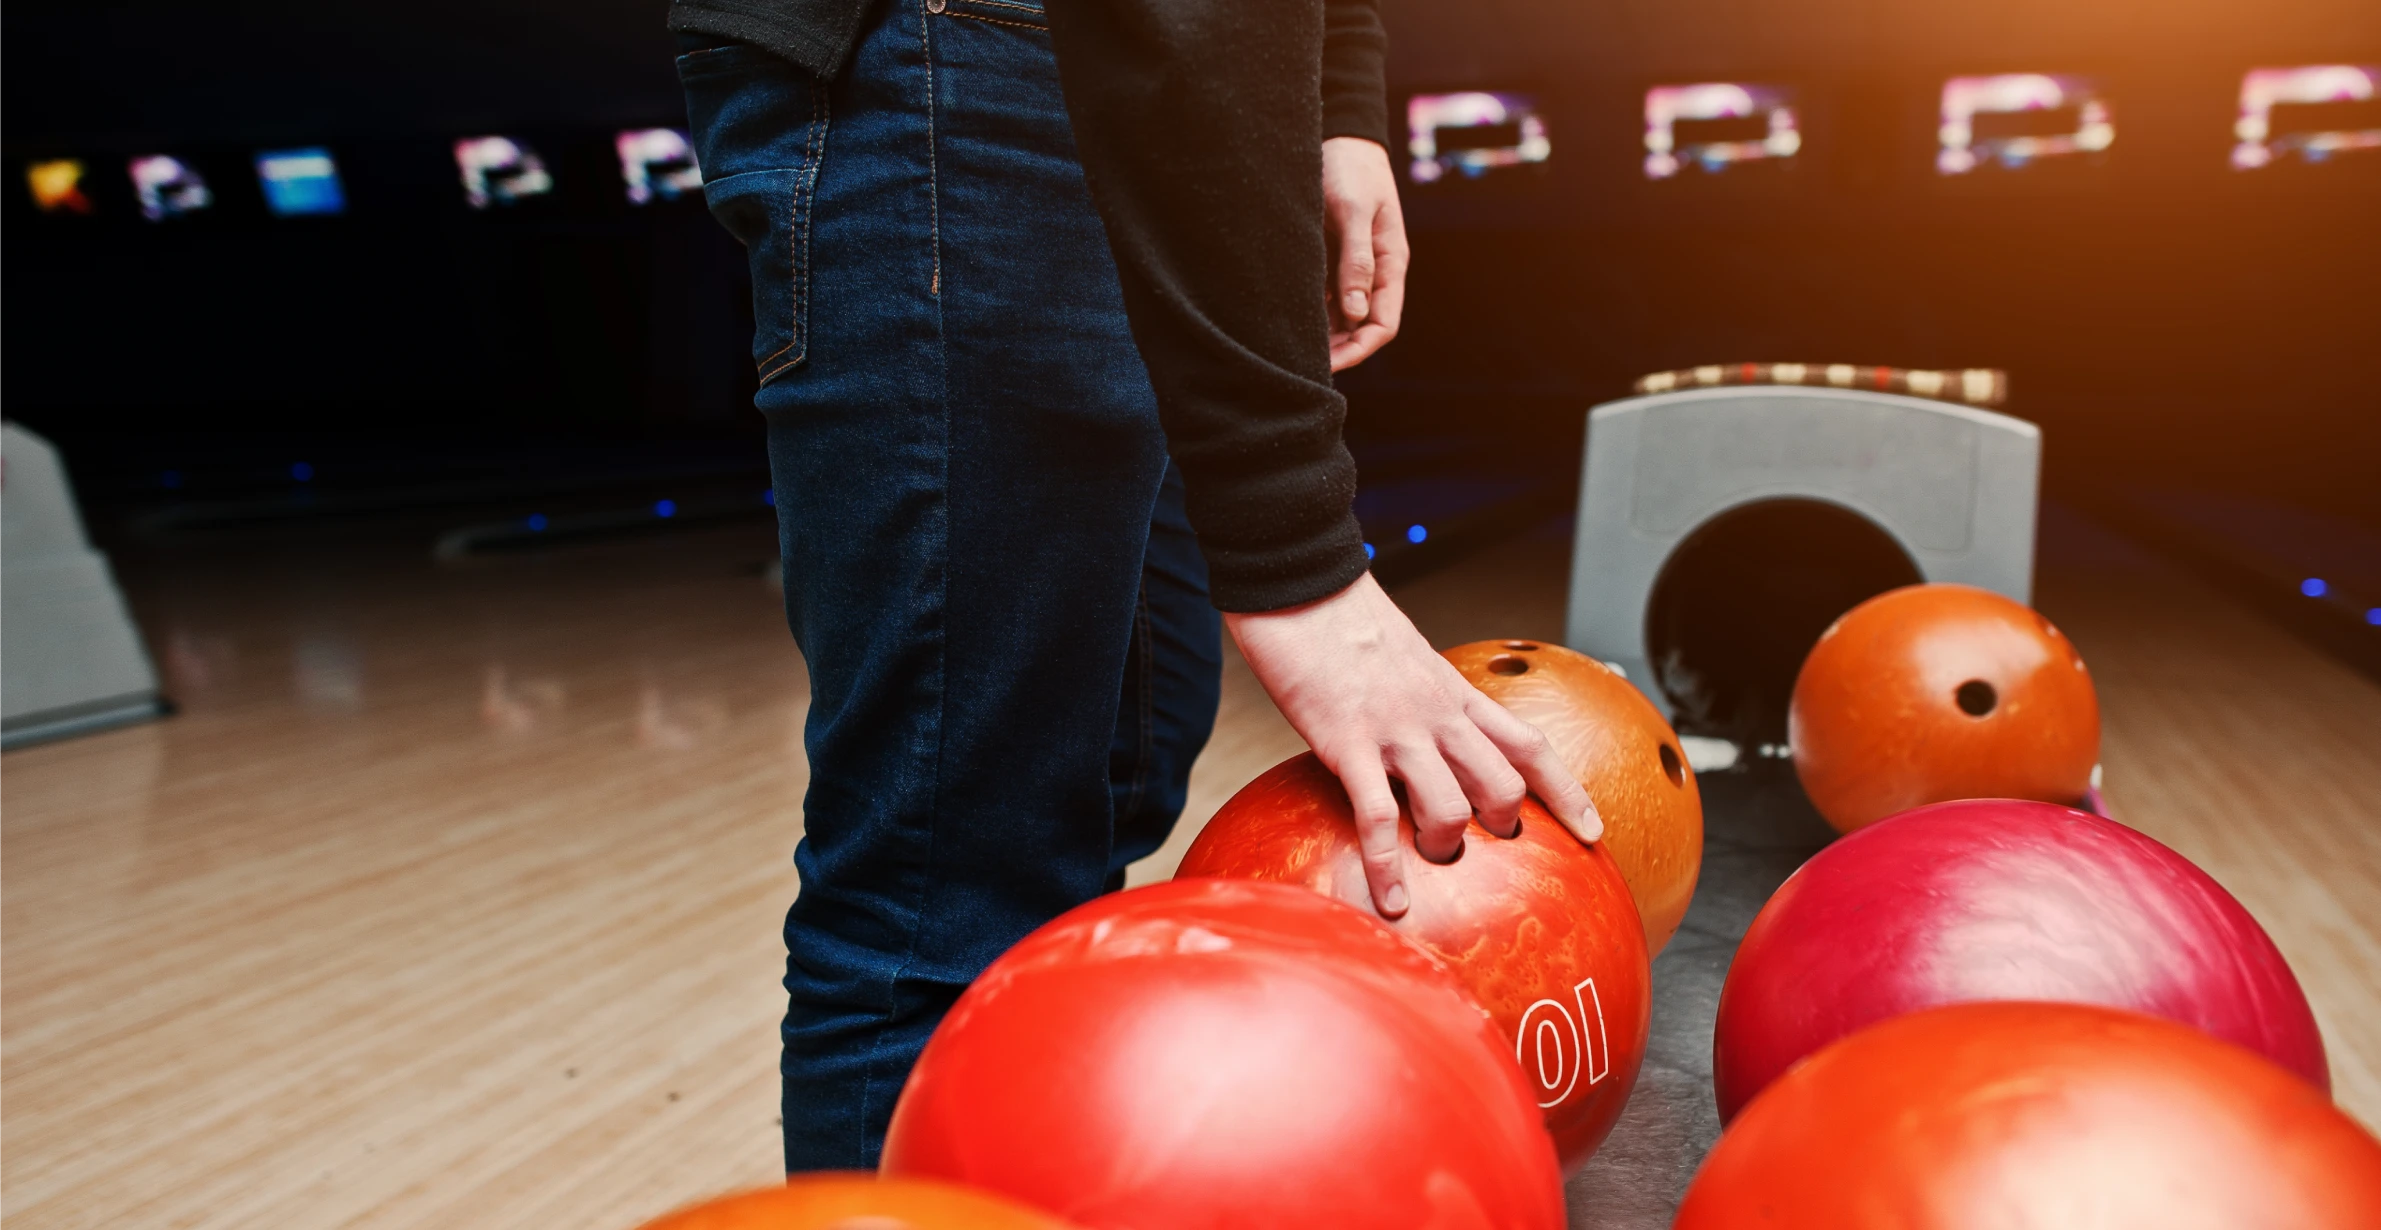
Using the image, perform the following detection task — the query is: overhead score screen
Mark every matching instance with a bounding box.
[26,159,93,215]
[1644,83,1800,180]
[454,136,554,209]
[128,154,212,221]
[255,148,347,217]
[1938,74,2113,174]
[2233,65,2381,169]
[616,128,703,205]
[1407,93,1550,183]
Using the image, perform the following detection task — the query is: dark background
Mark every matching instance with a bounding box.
[5,0,2379,523]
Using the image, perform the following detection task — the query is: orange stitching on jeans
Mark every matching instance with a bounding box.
[919,1,943,297]
[944,12,1047,30]
[758,77,830,383]
[948,0,1046,16]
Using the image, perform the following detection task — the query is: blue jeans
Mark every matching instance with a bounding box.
[677,0,1224,1172]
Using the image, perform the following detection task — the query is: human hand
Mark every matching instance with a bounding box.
[1223,572,1601,919]
[1321,136,1409,373]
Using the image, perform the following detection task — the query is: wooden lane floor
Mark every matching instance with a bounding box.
[4,510,2377,1228]
[4,525,806,1228]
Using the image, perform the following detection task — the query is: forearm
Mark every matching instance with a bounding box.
[1321,0,1388,146]
[1043,0,1369,613]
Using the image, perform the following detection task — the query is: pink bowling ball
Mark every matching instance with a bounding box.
[1713,798,2327,1121]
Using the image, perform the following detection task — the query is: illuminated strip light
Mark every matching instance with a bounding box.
[1407,92,1551,184]
[1644,83,1800,180]
[1938,74,2113,174]
[1633,363,2009,407]
[2231,65,2381,169]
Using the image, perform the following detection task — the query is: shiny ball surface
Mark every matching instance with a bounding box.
[1444,638,1703,955]
[1679,1002,2381,1230]
[879,879,1566,1230]
[635,1174,1080,1229]
[1790,583,2099,834]
[1175,754,1650,1170]
[1713,798,2327,1121]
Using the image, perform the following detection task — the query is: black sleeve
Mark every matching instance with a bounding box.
[1322,0,1389,147]
[1043,0,1374,613]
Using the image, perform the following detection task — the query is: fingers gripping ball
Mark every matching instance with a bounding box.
[878,879,1566,1230]
[1443,639,1703,955]
[635,1174,1080,1229]
[1712,799,2328,1121]
[1175,754,1651,1171]
[1679,1003,2381,1230]
[1790,583,2099,834]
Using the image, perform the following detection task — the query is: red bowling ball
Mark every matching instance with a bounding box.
[878,878,1566,1230]
[1678,1003,2381,1230]
[1176,753,1651,1171]
[1712,798,2327,1121]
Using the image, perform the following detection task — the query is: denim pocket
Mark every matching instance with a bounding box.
[677,44,830,385]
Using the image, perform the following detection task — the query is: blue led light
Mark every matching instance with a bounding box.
[2368,608,2381,627]
[526,514,549,532]
[160,470,183,489]
[762,489,776,507]
[1362,542,1376,559]
[290,461,314,482]
[655,499,677,518]
[1406,524,1428,544]
[2301,578,2328,598]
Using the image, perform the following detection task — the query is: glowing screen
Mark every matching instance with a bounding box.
[1644,83,1799,179]
[1406,93,1550,183]
[26,159,93,215]
[128,155,213,221]
[255,148,347,217]
[616,128,703,205]
[454,136,554,209]
[1938,75,2112,174]
[2232,66,2381,168]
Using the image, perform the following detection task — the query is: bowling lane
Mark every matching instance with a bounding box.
[4,503,2375,1229]
[1,525,802,1229]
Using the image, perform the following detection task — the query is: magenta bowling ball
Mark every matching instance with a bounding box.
[1713,798,2327,1121]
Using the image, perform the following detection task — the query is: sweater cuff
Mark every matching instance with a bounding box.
[1204,510,1374,613]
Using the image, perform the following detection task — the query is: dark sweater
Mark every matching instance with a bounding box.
[666,0,1383,612]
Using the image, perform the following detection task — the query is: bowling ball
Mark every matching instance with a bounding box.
[1712,798,2327,1121]
[1677,1002,2381,1229]
[1444,638,1703,955]
[636,1174,1079,1229]
[1174,753,1651,1170]
[1790,582,2099,833]
[879,878,1566,1230]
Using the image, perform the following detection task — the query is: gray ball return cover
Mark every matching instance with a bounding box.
[1564,386,2040,721]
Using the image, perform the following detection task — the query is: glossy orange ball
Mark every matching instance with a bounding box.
[1175,753,1652,1170]
[1789,583,2099,834]
[1676,1002,2381,1229]
[1444,638,1703,954]
[635,1174,1080,1229]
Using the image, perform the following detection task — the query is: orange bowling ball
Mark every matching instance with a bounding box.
[1789,583,2098,834]
[1176,753,1652,1170]
[636,1174,1080,1229]
[1675,1002,2381,1229]
[1444,639,1703,954]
